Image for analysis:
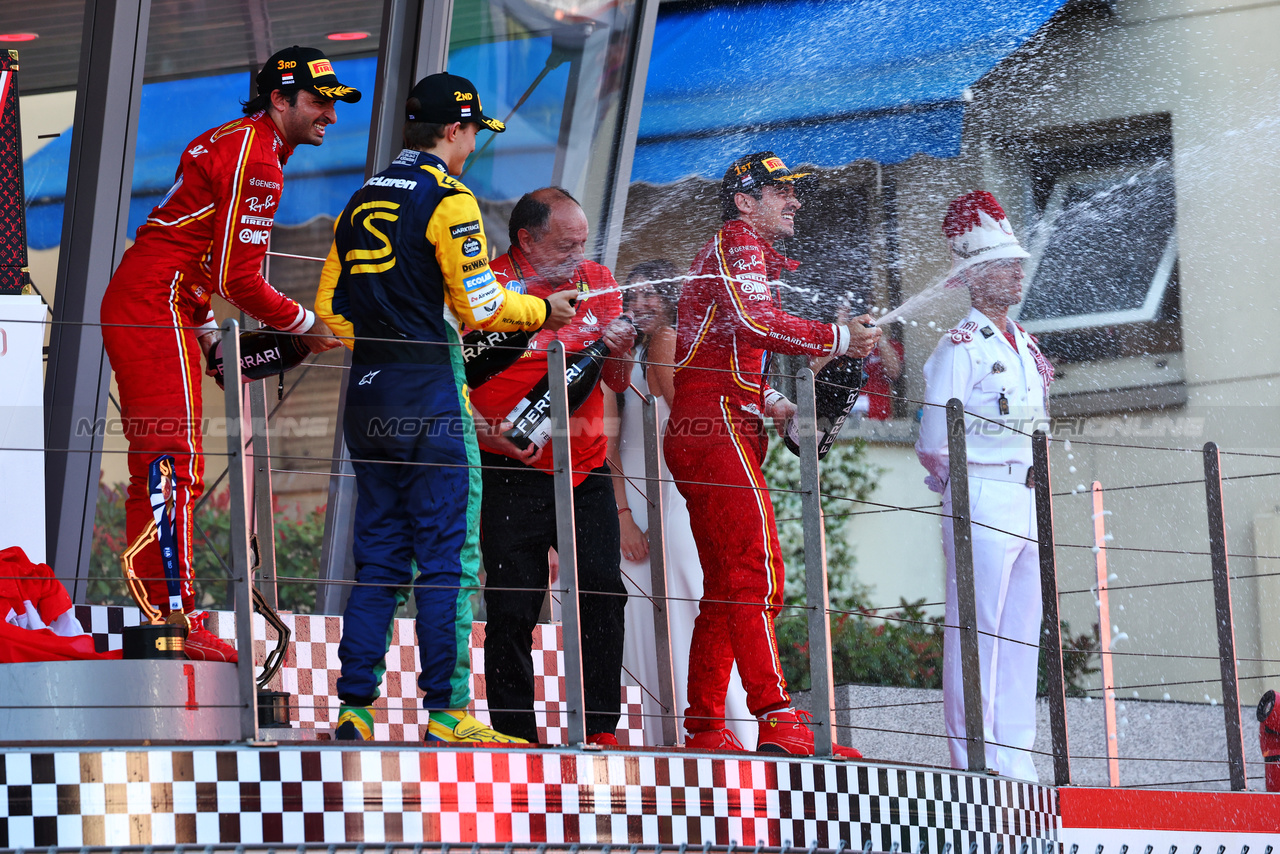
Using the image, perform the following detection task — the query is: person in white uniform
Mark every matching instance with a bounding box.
[607,260,754,748]
[915,191,1054,781]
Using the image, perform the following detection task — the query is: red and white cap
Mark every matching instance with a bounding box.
[942,191,1029,287]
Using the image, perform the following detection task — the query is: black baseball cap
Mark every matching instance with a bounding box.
[719,151,815,216]
[406,73,505,133]
[256,46,362,103]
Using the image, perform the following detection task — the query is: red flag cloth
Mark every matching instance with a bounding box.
[0,546,122,661]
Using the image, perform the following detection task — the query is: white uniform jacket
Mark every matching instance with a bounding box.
[916,307,1052,491]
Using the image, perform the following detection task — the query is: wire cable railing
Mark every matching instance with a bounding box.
[12,301,1279,800]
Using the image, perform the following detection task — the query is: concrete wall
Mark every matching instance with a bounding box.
[797,683,1270,791]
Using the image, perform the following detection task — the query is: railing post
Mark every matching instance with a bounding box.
[796,368,835,756]
[946,398,986,772]
[1203,441,1247,790]
[548,341,587,745]
[221,319,258,742]
[641,393,678,746]
[1091,482,1120,787]
[1032,431,1070,786]
[248,381,278,608]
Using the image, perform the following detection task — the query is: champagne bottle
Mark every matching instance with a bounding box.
[461,328,534,388]
[784,354,865,460]
[207,327,311,388]
[502,338,612,451]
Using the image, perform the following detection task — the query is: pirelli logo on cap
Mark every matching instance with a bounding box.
[308,59,334,77]
[762,156,786,172]
[450,220,481,239]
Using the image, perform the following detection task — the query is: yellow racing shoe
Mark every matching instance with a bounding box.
[425,710,529,745]
[335,705,375,741]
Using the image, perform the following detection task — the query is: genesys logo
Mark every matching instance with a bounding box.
[239,229,270,245]
[249,177,281,189]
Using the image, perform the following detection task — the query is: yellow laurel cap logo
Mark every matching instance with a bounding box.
[314,85,355,99]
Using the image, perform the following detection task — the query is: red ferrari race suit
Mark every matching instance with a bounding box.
[664,218,850,732]
[100,110,312,625]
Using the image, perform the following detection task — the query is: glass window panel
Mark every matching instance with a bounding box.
[448,0,642,256]
[1018,161,1177,333]
[79,2,382,609]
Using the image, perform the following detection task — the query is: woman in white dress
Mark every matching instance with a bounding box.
[606,260,754,748]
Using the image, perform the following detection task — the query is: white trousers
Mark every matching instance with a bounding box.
[941,477,1042,782]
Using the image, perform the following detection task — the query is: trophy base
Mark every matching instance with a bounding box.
[257,690,292,728]
[122,624,186,660]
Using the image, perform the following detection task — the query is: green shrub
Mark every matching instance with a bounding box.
[775,598,944,692]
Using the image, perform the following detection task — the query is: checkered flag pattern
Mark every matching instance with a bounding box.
[71,605,643,744]
[0,747,1057,850]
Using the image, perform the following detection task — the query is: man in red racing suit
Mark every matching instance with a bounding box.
[100,46,358,660]
[664,151,879,755]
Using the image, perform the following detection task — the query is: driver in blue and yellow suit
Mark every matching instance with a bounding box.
[316,72,577,743]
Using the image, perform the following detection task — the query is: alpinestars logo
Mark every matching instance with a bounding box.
[359,370,381,385]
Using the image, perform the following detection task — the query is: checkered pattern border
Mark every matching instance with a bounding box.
[0,748,1057,850]
[71,606,643,745]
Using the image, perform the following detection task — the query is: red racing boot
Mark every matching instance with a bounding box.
[757,709,862,758]
[183,611,239,662]
[686,728,747,751]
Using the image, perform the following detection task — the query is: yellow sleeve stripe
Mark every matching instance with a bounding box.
[315,223,353,349]
[215,126,254,294]
[674,302,716,372]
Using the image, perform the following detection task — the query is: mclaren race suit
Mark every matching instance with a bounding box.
[316,148,546,713]
[101,110,313,620]
[664,218,851,732]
